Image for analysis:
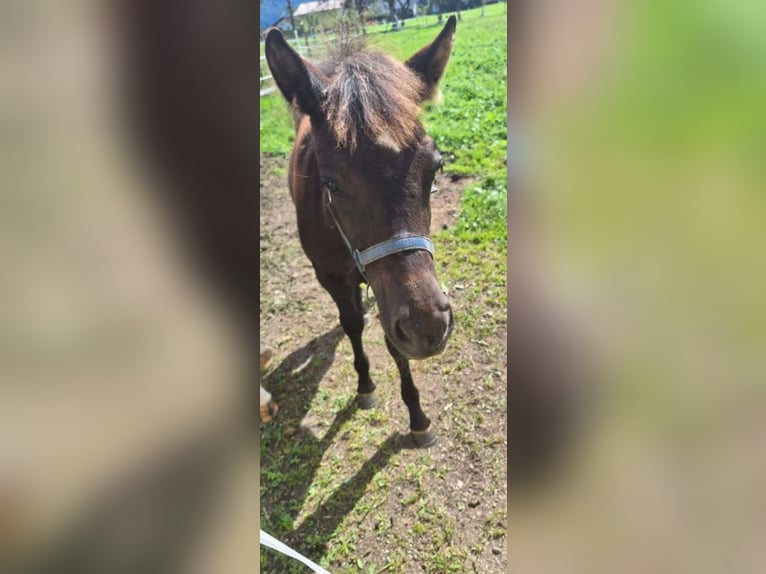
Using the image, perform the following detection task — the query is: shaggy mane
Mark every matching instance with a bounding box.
[320,49,424,152]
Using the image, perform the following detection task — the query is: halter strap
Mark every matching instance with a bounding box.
[358,234,435,269]
[325,190,434,279]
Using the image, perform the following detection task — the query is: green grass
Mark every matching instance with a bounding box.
[366,6,507,179]
[259,96,296,155]
[260,336,506,573]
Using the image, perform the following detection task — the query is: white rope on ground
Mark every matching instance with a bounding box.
[260,530,332,574]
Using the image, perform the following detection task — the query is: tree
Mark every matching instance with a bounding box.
[386,0,397,22]
[433,0,461,22]
[395,0,412,19]
[303,13,319,42]
[285,0,297,32]
[344,0,371,33]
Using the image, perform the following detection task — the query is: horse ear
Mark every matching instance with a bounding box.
[265,28,326,117]
[405,15,457,102]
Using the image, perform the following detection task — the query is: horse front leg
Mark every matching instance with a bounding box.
[384,336,437,448]
[315,269,377,409]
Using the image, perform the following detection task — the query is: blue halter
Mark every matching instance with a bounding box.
[325,189,435,281]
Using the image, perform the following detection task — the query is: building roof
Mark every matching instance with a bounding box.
[293,0,344,17]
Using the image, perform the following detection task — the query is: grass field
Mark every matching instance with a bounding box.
[260,5,507,573]
[260,1,508,303]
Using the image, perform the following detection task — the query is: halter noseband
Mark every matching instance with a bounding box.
[325,189,435,281]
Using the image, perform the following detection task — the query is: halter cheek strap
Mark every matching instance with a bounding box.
[325,190,435,280]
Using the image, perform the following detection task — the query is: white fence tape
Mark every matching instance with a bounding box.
[260,530,332,574]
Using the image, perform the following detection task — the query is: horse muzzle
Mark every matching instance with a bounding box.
[390,301,454,359]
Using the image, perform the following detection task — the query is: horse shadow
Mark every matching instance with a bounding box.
[260,327,414,571]
[259,325,345,425]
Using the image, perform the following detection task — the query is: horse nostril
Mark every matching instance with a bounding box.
[394,317,410,344]
[439,310,452,340]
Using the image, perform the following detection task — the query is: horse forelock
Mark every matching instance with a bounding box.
[322,51,423,153]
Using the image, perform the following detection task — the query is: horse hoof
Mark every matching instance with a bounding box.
[357,391,378,410]
[410,426,437,448]
[260,401,279,423]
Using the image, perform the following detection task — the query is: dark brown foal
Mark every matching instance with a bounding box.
[265,18,457,447]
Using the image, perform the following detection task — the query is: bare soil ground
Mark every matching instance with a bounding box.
[259,154,507,573]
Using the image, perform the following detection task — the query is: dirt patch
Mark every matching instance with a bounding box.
[430,173,476,233]
[260,154,507,573]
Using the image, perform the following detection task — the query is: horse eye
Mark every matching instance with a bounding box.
[322,179,340,195]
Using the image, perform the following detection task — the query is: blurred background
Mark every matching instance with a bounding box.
[0,1,258,572]
[511,0,766,571]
